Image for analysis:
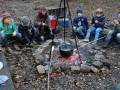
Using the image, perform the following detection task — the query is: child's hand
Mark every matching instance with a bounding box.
[42,23,46,26]
[89,20,92,24]
[113,19,119,25]
[38,22,41,25]
[12,32,17,37]
[95,20,99,23]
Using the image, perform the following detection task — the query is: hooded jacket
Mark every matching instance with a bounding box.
[18,16,34,37]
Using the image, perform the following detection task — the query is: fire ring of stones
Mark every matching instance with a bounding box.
[33,39,110,74]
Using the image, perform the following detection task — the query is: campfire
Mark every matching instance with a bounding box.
[33,39,110,75]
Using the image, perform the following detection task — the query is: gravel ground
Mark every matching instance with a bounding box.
[1,0,120,90]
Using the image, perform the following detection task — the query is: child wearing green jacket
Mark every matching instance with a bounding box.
[0,13,21,48]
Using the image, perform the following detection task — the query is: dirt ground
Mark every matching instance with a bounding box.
[0,0,120,90]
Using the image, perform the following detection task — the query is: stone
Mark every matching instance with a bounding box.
[97,51,103,55]
[80,64,91,72]
[37,65,45,74]
[94,46,100,50]
[118,62,120,66]
[44,54,49,61]
[92,61,103,68]
[70,66,81,71]
[101,66,110,73]
[75,82,80,87]
[100,50,106,53]
[88,49,95,55]
[94,54,105,61]
[90,66,100,73]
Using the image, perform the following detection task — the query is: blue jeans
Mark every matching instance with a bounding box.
[74,26,85,38]
[104,30,115,47]
[85,26,103,43]
[0,32,22,47]
[104,30,120,47]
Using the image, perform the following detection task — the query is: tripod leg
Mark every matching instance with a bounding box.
[47,0,63,90]
[63,0,66,42]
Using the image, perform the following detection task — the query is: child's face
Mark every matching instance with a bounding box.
[78,13,83,17]
[4,17,12,24]
[96,12,102,17]
[113,19,119,24]
[42,11,46,15]
[24,21,29,27]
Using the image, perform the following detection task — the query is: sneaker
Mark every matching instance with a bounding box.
[41,36,45,41]
[0,46,2,51]
[93,40,97,45]
[0,62,3,71]
[0,75,9,85]
[83,39,89,42]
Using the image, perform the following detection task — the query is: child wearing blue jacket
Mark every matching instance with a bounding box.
[73,9,88,38]
[84,8,106,44]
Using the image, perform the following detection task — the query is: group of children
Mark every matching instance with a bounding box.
[73,8,120,48]
[0,7,53,50]
[0,7,120,50]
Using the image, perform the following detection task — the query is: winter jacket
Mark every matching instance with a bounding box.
[92,15,106,28]
[0,21,17,36]
[34,12,49,27]
[73,16,88,30]
[109,23,120,33]
[18,17,34,35]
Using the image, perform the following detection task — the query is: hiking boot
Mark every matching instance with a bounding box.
[83,39,89,42]
[0,62,3,71]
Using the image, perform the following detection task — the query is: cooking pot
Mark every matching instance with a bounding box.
[59,43,74,58]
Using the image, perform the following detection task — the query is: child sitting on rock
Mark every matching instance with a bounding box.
[104,13,120,48]
[84,8,106,44]
[0,12,21,48]
[73,9,88,39]
[34,7,53,43]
